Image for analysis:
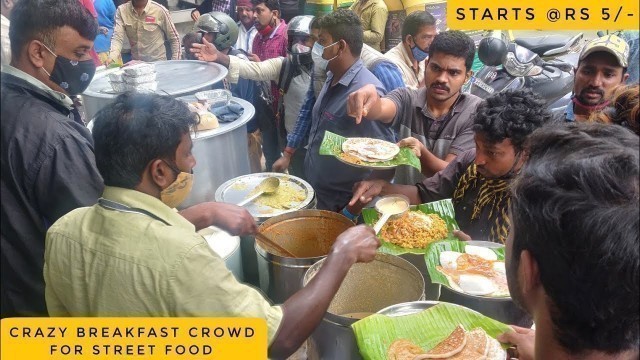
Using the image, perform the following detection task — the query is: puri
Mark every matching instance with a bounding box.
[50,344,83,355]
[165,344,212,355]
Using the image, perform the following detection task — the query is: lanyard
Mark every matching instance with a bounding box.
[98,198,170,226]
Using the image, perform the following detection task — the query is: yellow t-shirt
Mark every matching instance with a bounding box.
[44,186,283,345]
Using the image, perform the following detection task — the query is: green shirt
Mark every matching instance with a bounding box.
[44,186,283,344]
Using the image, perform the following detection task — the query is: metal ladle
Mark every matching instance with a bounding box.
[372,196,410,234]
[237,176,280,207]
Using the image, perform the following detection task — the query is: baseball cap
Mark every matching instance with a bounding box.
[579,34,629,68]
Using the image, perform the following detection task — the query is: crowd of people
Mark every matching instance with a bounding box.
[1,0,639,359]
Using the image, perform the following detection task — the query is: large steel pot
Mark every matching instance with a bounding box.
[180,96,255,208]
[82,60,227,120]
[302,253,425,360]
[86,95,255,211]
[400,253,441,300]
[215,173,316,287]
[198,226,243,282]
[436,241,533,327]
[255,210,354,304]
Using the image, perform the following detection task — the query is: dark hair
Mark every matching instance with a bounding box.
[182,32,199,60]
[251,0,280,12]
[92,93,199,189]
[9,0,98,57]
[510,123,639,353]
[401,11,436,41]
[319,9,363,57]
[428,30,476,71]
[472,89,552,152]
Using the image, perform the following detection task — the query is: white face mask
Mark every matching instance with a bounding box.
[311,41,339,71]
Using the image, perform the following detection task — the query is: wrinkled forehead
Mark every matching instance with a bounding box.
[579,51,624,70]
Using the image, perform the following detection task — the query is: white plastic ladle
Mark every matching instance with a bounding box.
[372,196,410,234]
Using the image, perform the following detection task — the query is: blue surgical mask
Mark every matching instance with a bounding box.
[311,41,339,71]
[410,39,429,62]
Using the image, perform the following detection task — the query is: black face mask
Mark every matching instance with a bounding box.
[42,44,96,96]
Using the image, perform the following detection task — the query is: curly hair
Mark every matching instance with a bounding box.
[472,89,552,151]
[590,84,639,135]
[428,30,476,71]
[318,9,363,57]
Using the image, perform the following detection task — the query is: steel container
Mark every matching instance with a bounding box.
[82,60,228,121]
[179,96,255,208]
[302,253,425,360]
[198,226,243,282]
[436,241,533,327]
[215,173,316,287]
[255,210,354,304]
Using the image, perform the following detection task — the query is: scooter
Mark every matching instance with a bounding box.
[466,31,585,112]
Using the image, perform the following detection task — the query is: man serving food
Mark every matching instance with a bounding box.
[44,92,381,359]
[350,89,552,244]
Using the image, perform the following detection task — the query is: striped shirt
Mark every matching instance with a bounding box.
[109,0,181,62]
[252,20,288,114]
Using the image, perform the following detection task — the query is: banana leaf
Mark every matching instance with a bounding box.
[319,131,421,170]
[361,199,460,255]
[352,302,511,360]
[425,239,505,287]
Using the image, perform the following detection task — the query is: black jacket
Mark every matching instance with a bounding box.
[1,71,104,318]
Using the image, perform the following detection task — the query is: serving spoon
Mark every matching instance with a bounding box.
[237,177,280,207]
[372,196,410,234]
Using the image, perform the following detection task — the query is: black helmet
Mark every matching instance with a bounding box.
[287,15,314,65]
[478,33,508,67]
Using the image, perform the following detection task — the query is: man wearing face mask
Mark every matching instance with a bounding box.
[349,89,552,244]
[383,11,436,89]
[0,0,103,318]
[191,15,315,178]
[44,92,381,360]
[303,9,396,211]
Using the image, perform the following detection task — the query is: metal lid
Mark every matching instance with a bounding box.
[377,301,440,317]
[215,173,315,222]
[177,96,255,139]
[83,60,228,99]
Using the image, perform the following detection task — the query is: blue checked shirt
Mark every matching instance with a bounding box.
[285,60,405,150]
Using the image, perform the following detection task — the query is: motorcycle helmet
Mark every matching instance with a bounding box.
[195,12,239,51]
[478,34,508,67]
[287,15,314,65]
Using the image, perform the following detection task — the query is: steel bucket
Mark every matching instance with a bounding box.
[302,253,425,360]
[216,173,316,288]
[198,226,243,282]
[256,210,354,304]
